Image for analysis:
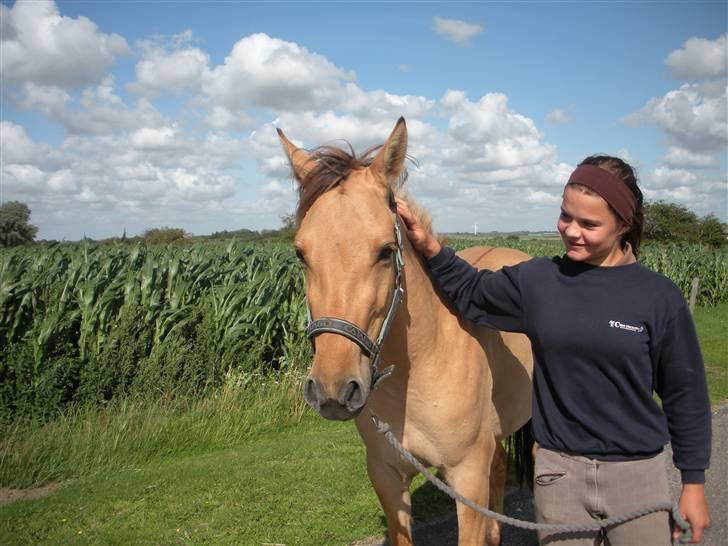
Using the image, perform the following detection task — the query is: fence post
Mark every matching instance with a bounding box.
[689,277,700,315]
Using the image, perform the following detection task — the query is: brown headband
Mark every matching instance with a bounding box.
[566,164,636,225]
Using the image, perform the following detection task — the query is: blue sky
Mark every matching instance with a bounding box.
[1,0,726,240]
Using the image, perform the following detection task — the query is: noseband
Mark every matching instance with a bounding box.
[305,192,405,391]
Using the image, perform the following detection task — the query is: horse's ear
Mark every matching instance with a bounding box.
[277,128,313,185]
[370,117,407,186]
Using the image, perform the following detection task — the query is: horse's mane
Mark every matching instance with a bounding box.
[294,142,435,239]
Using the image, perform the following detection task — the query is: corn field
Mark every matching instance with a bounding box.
[450,237,728,306]
[0,241,308,418]
[1,238,725,418]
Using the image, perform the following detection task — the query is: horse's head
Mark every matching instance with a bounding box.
[278,118,409,420]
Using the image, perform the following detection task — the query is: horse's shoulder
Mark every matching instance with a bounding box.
[455,245,531,271]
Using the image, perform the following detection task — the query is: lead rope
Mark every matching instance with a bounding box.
[370,412,692,544]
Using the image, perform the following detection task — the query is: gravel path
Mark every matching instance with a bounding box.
[352,402,727,546]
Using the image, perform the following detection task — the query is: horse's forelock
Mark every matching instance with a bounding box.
[294,143,379,226]
[294,145,433,240]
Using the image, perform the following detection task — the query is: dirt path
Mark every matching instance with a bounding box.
[0,483,58,507]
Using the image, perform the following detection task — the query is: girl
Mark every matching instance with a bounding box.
[397,156,711,545]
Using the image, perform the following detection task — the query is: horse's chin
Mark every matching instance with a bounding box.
[317,402,365,421]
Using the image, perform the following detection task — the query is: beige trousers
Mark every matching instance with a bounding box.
[534,447,672,546]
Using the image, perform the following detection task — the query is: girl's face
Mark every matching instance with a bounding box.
[557,185,629,266]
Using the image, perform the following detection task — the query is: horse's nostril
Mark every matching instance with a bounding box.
[304,378,320,409]
[342,379,366,411]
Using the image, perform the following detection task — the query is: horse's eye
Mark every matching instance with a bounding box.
[295,248,305,263]
[378,246,394,263]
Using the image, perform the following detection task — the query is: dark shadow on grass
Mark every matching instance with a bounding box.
[371,476,538,546]
[373,472,457,545]
[411,472,456,523]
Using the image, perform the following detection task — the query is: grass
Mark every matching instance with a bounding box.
[0,413,454,546]
[694,303,728,404]
[0,370,309,489]
[0,304,724,544]
[0,415,387,545]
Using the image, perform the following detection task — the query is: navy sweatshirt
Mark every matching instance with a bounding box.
[428,247,712,483]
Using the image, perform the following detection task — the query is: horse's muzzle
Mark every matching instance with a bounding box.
[304,376,368,420]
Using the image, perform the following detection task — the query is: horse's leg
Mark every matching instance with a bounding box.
[486,440,507,546]
[447,432,495,546]
[367,455,414,546]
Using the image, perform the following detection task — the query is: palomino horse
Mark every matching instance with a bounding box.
[278,118,534,546]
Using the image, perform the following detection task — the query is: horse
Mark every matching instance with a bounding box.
[278,117,534,546]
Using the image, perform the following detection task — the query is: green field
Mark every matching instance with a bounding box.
[1,302,725,545]
[0,376,459,546]
[1,240,725,545]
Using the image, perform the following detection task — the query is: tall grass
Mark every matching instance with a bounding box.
[0,369,308,489]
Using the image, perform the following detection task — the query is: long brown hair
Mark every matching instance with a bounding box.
[578,155,644,257]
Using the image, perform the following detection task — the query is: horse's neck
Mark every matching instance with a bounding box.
[388,240,450,364]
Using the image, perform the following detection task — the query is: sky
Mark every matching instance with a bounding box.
[1,0,726,240]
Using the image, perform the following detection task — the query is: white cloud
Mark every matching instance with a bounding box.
[620,34,726,221]
[433,16,483,44]
[126,31,433,134]
[1,117,242,237]
[202,33,355,123]
[442,90,557,172]
[164,169,234,201]
[527,190,563,205]
[207,106,251,131]
[611,150,634,165]
[251,102,568,233]
[641,176,726,219]
[47,169,79,192]
[19,82,71,114]
[651,167,698,188]
[339,84,435,121]
[665,34,727,80]
[663,146,719,169]
[128,32,210,97]
[253,110,430,177]
[546,108,573,124]
[0,0,130,89]
[0,121,58,167]
[1,163,47,192]
[623,81,727,153]
[130,126,182,150]
[23,77,167,136]
[642,167,726,220]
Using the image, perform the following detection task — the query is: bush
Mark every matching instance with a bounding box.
[143,227,188,244]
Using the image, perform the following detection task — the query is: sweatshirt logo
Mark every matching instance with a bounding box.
[609,320,644,333]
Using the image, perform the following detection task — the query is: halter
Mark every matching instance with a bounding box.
[305,190,405,391]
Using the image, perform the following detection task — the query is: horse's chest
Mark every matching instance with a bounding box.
[399,404,485,466]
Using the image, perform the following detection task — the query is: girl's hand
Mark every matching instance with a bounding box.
[396,199,441,259]
[673,484,710,544]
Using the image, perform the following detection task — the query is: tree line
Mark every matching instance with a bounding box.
[0,200,725,248]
